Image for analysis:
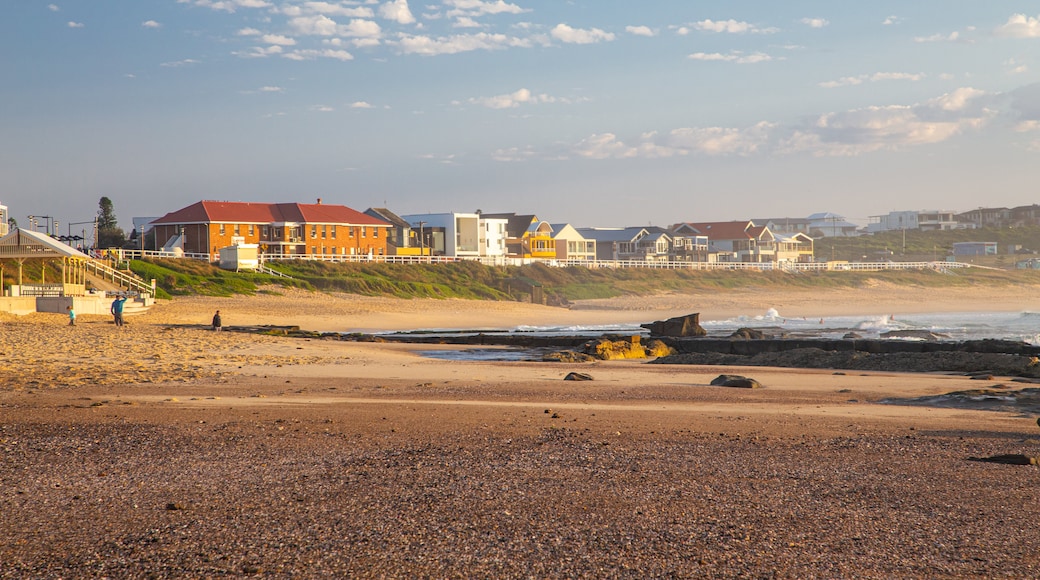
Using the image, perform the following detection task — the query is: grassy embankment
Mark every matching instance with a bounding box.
[122,258,1040,304]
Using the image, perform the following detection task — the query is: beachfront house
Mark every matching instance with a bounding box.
[576,227,672,262]
[364,207,420,256]
[550,224,596,262]
[398,212,482,258]
[481,213,556,259]
[866,210,958,234]
[148,200,392,260]
[672,221,778,263]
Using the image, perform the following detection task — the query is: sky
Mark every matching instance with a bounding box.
[2,1,1040,236]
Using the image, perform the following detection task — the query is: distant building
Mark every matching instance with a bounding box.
[576,227,671,261]
[807,212,860,237]
[0,201,9,236]
[399,212,482,258]
[149,200,391,259]
[955,207,1011,229]
[952,242,998,256]
[751,217,812,236]
[550,224,596,261]
[867,210,958,233]
[365,207,417,255]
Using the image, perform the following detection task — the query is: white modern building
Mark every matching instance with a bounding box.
[400,212,509,258]
[867,210,959,233]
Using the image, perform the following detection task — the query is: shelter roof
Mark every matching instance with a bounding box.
[0,228,91,259]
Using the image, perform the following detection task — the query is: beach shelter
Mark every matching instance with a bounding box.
[0,227,92,296]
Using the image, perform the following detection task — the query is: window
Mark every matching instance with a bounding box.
[249,225,255,236]
[349,228,354,238]
[361,227,367,238]
[331,225,336,239]
[322,225,327,239]
[219,224,225,235]
[311,225,317,239]
[311,246,316,254]
[234,224,240,236]
[373,227,379,238]
[262,226,269,238]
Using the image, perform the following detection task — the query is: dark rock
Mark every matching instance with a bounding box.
[564,372,594,381]
[640,313,706,337]
[543,350,595,363]
[582,336,646,360]
[709,374,763,389]
[730,328,768,340]
[843,332,862,339]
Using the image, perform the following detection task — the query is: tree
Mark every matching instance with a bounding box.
[97,196,126,248]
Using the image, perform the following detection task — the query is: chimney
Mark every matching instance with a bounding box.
[316,198,322,204]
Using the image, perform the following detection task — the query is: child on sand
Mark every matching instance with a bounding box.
[212,310,222,332]
[67,306,76,326]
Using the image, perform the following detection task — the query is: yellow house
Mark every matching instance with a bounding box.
[481,213,556,259]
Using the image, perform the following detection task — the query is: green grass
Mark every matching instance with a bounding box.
[98,256,1040,304]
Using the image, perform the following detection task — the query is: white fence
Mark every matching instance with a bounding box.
[111,248,971,273]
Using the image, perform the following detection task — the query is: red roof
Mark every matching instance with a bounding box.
[681,221,756,240]
[151,201,390,227]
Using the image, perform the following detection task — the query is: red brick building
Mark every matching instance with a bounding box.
[148,200,392,259]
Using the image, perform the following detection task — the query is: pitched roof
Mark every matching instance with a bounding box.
[680,221,756,240]
[575,227,648,243]
[0,227,90,259]
[151,200,390,226]
[364,207,411,228]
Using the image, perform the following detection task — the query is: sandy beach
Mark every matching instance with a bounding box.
[3,284,1040,578]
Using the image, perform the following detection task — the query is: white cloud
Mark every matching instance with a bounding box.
[350,101,373,108]
[235,45,284,57]
[297,2,373,18]
[67,21,84,28]
[311,105,335,112]
[467,88,558,109]
[800,18,829,29]
[48,4,59,11]
[1014,120,1040,132]
[284,48,354,61]
[161,58,201,67]
[142,20,162,29]
[1005,59,1029,75]
[290,15,340,35]
[688,51,774,64]
[379,0,415,25]
[527,87,1005,162]
[782,87,994,156]
[820,72,924,88]
[237,27,261,36]
[625,25,655,37]
[914,31,960,43]
[996,14,1040,38]
[259,86,283,92]
[178,0,271,12]
[394,31,528,55]
[454,16,482,28]
[690,19,778,34]
[882,15,901,26]
[444,0,527,17]
[551,23,615,44]
[262,34,296,46]
[342,19,382,38]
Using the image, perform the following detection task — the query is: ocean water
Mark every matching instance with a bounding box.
[413,310,1040,362]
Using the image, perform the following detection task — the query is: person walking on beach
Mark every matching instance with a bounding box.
[111,295,126,327]
[212,310,222,332]
[67,305,76,326]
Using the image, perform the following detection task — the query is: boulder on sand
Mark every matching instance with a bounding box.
[709,374,764,389]
[641,313,707,337]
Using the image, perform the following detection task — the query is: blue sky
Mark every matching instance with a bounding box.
[2,1,1039,235]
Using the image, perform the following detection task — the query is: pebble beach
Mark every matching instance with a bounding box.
[2,285,1040,578]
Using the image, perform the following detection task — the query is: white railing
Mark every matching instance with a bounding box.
[110,248,974,273]
[84,259,156,297]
